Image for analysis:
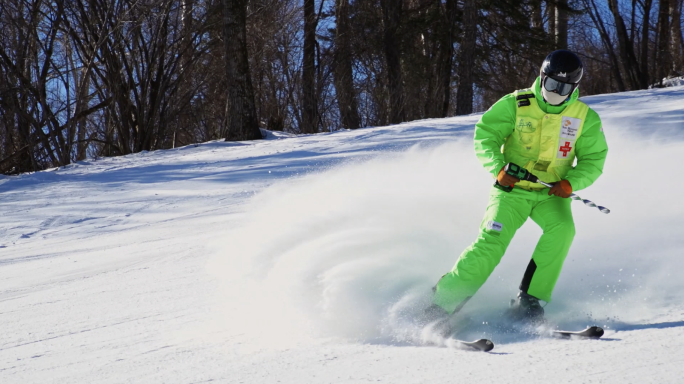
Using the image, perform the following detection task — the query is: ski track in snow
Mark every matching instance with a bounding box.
[1,87,684,383]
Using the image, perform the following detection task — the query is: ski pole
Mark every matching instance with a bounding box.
[494,163,610,214]
[537,180,610,214]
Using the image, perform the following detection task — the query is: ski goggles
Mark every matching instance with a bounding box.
[543,76,576,96]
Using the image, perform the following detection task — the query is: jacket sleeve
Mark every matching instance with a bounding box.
[564,108,608,191]
[473,94,517,177]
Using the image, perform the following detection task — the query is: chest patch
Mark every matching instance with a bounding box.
[560,116,581,139]
[558,141,573,158]
[516,118,536,133]
[557,116,581,158]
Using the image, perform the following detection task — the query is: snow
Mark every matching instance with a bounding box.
[651,76,684,88]
[2,86,684,383]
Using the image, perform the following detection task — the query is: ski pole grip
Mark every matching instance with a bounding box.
[493,163,518,193]
[494,179,514,192]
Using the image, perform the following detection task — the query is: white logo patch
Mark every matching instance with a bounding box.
[560,116,581,139]
[486,220,503,232]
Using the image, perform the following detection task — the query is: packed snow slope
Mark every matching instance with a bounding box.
[2,86,684,384]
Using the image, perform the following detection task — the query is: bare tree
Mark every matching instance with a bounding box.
[333,0,361,129]
[607,0,643,89]
[437,0,457,117]
[582,0,627,91]
[547,0,557,45]
[456,0,477,115]
[656,0,673,84]
[301,0,319,133]
[640,0,654,88]
[671,0,684,74]
[556,0,569,49]
[531,0,544,29]
[0,0,108,173]
[243,0,300,132]
[380,0,405,124]
[222,0,261,140]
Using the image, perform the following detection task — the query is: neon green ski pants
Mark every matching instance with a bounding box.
[433,187,575,314]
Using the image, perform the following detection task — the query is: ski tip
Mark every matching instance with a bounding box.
[467,338,495,352]
[589,326,605,338]
[481,339,495,352]
[552,325,605,339]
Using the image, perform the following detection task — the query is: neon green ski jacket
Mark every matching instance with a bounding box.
[473,77,608,192]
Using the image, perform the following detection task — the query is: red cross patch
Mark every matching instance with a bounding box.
[558,141,573,157]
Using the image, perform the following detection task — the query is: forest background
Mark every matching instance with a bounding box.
[0,0,682,175]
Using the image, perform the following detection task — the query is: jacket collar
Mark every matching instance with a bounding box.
[531,76,580,114]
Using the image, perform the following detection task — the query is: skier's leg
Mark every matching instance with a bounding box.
[520,195,575,302]
[432,190,532,314]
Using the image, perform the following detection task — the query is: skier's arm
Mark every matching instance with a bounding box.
[474,95,516,177]
[564,109,608,191]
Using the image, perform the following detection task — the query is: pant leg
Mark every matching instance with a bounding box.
[520,195,575,302]
[433,190,533,313]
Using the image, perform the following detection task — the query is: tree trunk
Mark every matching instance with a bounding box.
[380,0,405,124]
[531,0,544,29]
[547,0,556,46]
[640,0,653,88]
[608,0,643,89]
[181,0,195,75]
[181,0,194,63]
[75,62,91,161]
[584,0,626,91]
[333,0,361,129]
[439,0,457,117]
[456,0,476,115]
[222,0,261,141]
[656,0,672,84]
[301,0,319,133]
[671,0,684,75]
[555,0,569,49]
[630,0,637,48]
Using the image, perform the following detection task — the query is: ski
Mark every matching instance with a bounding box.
[453,338,495,352]
[551,325,604,339]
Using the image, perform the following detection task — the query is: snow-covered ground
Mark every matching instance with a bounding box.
[654,75,684,88]
[2,86,684,383]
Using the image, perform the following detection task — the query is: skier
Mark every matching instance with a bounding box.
[427,50,608,325]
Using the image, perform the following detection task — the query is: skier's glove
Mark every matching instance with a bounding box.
[497,165,520,188]
[548,180,573,198]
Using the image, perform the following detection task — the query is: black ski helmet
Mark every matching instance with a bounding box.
[540,50,583,84]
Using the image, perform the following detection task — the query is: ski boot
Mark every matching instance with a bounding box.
[419,304,453,337]
[505,291,545,324]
